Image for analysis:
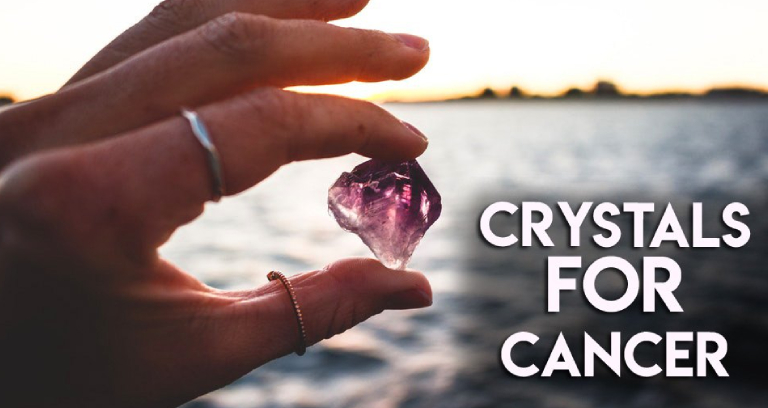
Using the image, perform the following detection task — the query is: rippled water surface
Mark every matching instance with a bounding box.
[168,101,768,408]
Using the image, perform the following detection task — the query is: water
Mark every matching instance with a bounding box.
[168,100,768,408]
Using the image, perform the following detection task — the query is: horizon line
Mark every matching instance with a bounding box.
[3,80,768,105]
[367,81,768,103]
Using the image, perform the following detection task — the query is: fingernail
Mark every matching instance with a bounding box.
[385,288,433,310]
[402,121,428,143]
[390,33,430,51]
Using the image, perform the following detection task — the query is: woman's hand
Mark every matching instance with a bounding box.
[0,0,432,406]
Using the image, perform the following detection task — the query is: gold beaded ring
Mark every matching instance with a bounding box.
[267,271,308,356]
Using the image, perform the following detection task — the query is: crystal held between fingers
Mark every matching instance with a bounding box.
[328,159,442,270]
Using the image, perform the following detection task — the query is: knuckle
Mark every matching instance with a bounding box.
[320,261,382,339]
[198,13,273,59]
[148,0,207,33]
[239,86,285,106]
[238,88,294,127]
[0,154,77,256]
[238,89,306,161]
[0,151,153,268]
[350,27,386,51]
[325,258,378,293]
[351,29,390,81]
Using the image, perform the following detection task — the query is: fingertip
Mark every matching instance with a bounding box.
[394,123,430,161]
[401,269,432,295]
[323,257,431,292]
[380,268,432,309]
[384,287,432,310]
[351,30,429,83]
[321,256,385,275]
[359,118,429,161]
[357,41,430,83]
[389,33,430,52]
[387,34,430,81]
[402,121,428,144]
[403,121,429,156]
[324,258,432,310]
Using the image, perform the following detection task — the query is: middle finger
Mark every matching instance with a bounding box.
[27,15,429,155]
[65,0,373,84]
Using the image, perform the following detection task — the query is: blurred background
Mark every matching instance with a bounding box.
[2,0,768,102]
[1,1,767,407]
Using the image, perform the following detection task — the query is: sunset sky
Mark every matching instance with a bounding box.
[1,0,767,101]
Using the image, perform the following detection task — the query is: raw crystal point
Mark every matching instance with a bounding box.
[328,159,442,270]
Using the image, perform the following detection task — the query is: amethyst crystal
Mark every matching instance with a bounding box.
[328,159,442,270]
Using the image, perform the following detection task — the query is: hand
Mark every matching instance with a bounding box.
[0,0,432,406]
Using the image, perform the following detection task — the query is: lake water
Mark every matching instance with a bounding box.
[169,100,768,408]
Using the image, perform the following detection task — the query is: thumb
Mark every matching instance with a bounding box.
[214,258,432,372]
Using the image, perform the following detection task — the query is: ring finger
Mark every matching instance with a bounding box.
[0,88,428,265]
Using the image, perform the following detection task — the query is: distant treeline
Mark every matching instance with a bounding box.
[454,81,768,102]
[4,81,767,106]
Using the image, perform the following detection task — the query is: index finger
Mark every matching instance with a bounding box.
[6,88,428,254]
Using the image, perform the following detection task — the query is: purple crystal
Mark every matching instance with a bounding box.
[328,159,442,270]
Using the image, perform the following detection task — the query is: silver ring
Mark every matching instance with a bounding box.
[181,109,226,202]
